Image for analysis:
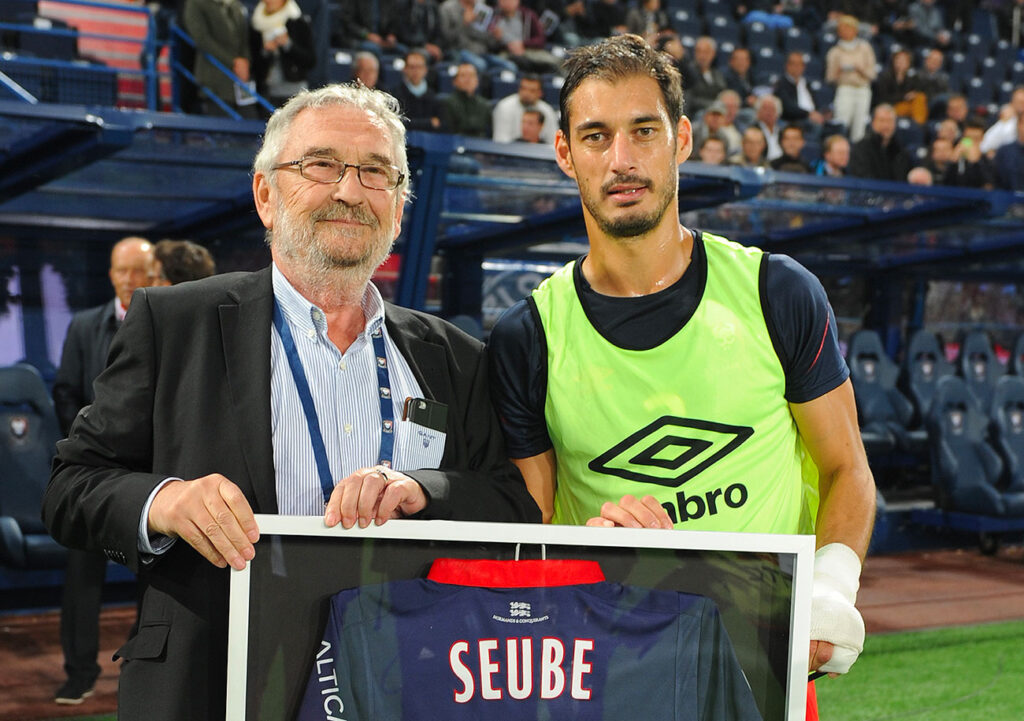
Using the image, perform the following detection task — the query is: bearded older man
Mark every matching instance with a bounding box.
[42,83,539,721]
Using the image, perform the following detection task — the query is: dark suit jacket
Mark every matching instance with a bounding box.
[51,300,118,436]
[774,75,815,122]
[42,267,539,721]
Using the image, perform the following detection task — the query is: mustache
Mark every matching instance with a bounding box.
[601,174,652,195]
[311,203,379,227]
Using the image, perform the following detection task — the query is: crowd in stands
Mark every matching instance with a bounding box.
[17,0,1021,189]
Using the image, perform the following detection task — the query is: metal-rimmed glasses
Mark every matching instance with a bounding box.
[272,156,405,191]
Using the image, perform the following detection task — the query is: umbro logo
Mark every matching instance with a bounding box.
[588,416,753,487]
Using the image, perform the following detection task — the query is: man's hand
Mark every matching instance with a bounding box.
[809,543,866,675]
[147,475,259,570]
[584,494,674,529]
[324,466,427,529]
[232,57,250,82]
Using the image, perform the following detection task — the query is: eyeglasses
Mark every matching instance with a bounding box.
[272,157,405,191]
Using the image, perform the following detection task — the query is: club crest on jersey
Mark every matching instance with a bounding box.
[509,601,531,618]
[589,416,753,487]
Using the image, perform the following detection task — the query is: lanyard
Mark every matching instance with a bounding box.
[273,301,396,504]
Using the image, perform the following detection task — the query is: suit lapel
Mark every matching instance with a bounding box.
[384,304,453,416]
[219,268,279,514]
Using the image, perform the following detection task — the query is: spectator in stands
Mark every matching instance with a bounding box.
[907,166,934,185]
[149,240,217,286]
[682,36,728,116]
[814,133,851,176]
[691,101,730,156]
[907,0,951,49]
[339,0,404,56]
[185,0,257,117]
[52,237,156,706]
[440,62,492,137]
[516,108,546,142]
[730,125,770,168]
[625,0,669,45]
[848,103,913,180]
[771,124,812,172]
[944,94,968,130]
[581,0,628,39]
[698,136,728,165]
[655,31,686,75]
[775,51,825,131]
[923,136,954,180]
[826,14,877,142]
[439,0,516,75]
[352,51,380,88]
[944,119,994,189]
[755,93,784,160]
[554,0,593,48]
[874,48,927,124]
[389,49,443,131]
[394,0,445,63]
[723,47,756,110]
[916,48,950,115]
[824,2,880,37]
[249,0,315,110]
[715,89,745,154]
[934,118,960,144]
[877,0,917,47]
[493,74,558,143]
[994,113,1024,190]
[995,0,1024,47]
[980,86,1024,154]
[488,0,562,74]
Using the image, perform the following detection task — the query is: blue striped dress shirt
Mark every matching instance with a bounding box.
[271,264,441,515]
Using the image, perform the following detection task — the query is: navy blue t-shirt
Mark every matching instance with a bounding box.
[488,231,848,459]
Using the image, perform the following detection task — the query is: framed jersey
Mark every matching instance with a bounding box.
[226,517,814,721]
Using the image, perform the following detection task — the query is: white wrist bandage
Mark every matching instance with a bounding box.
[809,542,865,674]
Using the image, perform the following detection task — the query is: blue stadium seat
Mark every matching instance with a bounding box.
[902,329,956,425]
[0,363,66,569]
[896,118,926,153]
[707,16,740,47]
[970,8,998,42]
[990,376,1024,503]
[804,55,823,82]
[1013,62,1024,87]
[541,73,562,108]
[994,40,1018,68]
[16,16,77,60]
[847,329,922,454]
[782,27,813,55]
[752,46,783,86]
[380,55,403,91]
[810,80,833,110]
[979,57,1007,87]
[966,77,996,112]
[744,21,777,52]
[327,51,353,83]
[436,62,457,94]
[927,375,1023,516]
[671,10,702,37]
[960,330,1005,414]
[488,68,519,102]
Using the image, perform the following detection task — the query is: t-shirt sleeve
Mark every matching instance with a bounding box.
[694,597,765,721]
[487,299,553,459]
[762,254,849,404]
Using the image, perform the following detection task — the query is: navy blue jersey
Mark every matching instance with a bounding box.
[297,559,763,721]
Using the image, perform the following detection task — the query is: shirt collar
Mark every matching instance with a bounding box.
[271,262,386,342]
[114,298,128,322]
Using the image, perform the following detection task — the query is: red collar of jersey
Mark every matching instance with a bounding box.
[427,559,606,588]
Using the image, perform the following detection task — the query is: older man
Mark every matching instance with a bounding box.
[51,236,154,705]
[42,84,539,721]
[848,104,913,181]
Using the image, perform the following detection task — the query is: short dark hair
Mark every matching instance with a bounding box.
[781,123,804,140]
[558,34,683,139]
[523,108,545,125]
[154,239,216,284]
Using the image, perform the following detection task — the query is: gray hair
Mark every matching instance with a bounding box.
[252,83,410,197]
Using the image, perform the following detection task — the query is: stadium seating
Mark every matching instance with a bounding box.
[926,375,1021,515]
[847,329,923,453]
[989,376,1024,509]
[0,363,66,569]
[1011,334,1024,376]
[902,329,956,425]
[959,330,1004,414]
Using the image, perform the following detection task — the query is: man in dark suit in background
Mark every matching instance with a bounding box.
[51,236,154,705]
[42,83,539,721]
